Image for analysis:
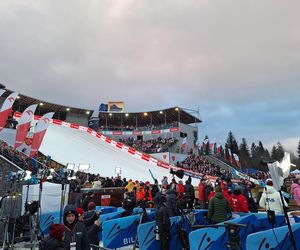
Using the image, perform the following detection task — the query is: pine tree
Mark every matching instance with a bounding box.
[239,138,250,168]
[226,131,239,154]
[271,145,277,160]
[226,131,235,149]
[275,142,284,161]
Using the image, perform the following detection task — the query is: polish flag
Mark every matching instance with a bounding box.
[15,104,37,148]
[209,141,215,151]
[181,137,188,150]
[233,153,241,168]
[0,92,18,131]
[216,143,221,155]
[228,148,233,164]
[29,112,54,157]
[202,138,209,150]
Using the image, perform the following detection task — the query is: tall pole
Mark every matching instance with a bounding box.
[279,190,297,250]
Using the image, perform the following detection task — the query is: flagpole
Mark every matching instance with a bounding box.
[278,190,297,250]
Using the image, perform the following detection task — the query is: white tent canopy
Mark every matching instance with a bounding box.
[291,169,300,174]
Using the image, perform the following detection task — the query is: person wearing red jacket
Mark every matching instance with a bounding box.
[231,186,249,213]
[198,179,206,209]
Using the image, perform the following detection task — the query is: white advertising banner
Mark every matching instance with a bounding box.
[22,182,69,214]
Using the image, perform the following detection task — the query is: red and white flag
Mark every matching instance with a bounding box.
[228,148,233,164]
[202,138,209,150]
[0,92,18,131]
[181,137,188,150]
[216,143,221,155]
[15,104,37,148]
[233,153,241,168]
[29,112,54,157]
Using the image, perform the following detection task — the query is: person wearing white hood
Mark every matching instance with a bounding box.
[259,179,288,214]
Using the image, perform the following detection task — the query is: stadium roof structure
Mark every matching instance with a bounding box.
[98,107,201,127]
[3,88,201,125]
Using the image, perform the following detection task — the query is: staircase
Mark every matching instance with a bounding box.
[204,154,234,172]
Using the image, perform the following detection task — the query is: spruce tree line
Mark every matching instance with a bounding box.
[201,132,299,171]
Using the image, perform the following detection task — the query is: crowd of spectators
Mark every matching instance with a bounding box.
[177,153,233,179]
[119,137,178,154]
[98,121,179,132]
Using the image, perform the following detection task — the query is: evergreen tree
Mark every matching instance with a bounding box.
[239,138,250,168]
[271,145,277,160]
[226,131,239,154]
[271,142,285,161]
[275,142,285,161]
[257,141,265,156]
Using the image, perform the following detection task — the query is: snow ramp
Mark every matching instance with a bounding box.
[39,122,200,183]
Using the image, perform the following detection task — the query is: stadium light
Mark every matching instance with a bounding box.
[115,167,122,177]
[144,112,148,116]
[159,111,163,114]
[40,102,44,106]
[109,113,112,116]
[175,107,179,111]
[125,113,129,117]
[66,108,70,111]
[86,111,90,115]
[17,96,20,99]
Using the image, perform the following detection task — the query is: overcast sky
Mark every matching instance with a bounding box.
[0,1,299,154]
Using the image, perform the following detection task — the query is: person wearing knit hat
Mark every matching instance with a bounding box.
[63,204,90,250]
[76,207,85,221]
[39,224,65,250]
[208,185,232,224]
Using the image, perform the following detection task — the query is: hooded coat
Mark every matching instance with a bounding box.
[291,183,300,206]
[259,186,287,214]
[208,187,231,223]
[63,205,90,250]
[166,188,179,217]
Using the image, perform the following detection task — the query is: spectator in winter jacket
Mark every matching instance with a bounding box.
[183,177,195,209]
[40,224,65,250]
[291,178,300,210]
[231,186,249,213]
[208,186,232,224]
[259,179,287,214]
[151,179,160,200]
[198,179,206,209]
[63,204,90,250]
[125,179,135,192]
[81,191,94,212]
[156,196,170,250]
[176,180,184,199]
[166,187,179,217]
